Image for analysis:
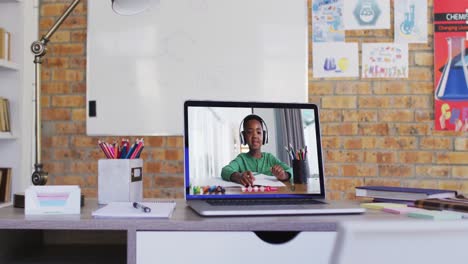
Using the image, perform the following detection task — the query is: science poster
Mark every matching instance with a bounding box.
[434,0,468,131]
[312,0,344,42]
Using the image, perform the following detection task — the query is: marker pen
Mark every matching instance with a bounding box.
[133,202,151,213]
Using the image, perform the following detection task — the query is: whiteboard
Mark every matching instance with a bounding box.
[87,0,308,136]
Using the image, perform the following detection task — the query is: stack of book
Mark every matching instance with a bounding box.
[0,97,10,132]
[0,168,12,203]
[355,185,457,204]
[0,27,11,61]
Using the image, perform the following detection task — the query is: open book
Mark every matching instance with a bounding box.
[92,201,176,218]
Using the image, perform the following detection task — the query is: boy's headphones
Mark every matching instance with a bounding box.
[239,114,269,145]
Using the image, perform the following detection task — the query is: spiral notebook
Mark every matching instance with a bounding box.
[92,201,176,218]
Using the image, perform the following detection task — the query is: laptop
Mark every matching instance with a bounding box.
[184,100,365,216]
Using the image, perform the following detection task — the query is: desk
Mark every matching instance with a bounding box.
[0,199,412,264]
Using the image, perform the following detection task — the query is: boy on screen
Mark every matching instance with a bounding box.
[221,114,292,186]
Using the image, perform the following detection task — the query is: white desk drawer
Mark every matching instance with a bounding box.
[136,231,335,264]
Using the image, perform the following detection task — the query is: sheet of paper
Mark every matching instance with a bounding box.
[252,173,287,187]
[394,0,428,43]
[362,43,409,78]
[313,42,359,78]
[312,0,345,42]
[196,178,244,188]
[344,0,390,30]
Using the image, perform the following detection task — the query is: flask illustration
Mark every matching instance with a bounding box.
[435,37,468,101]
[400,4,415,35]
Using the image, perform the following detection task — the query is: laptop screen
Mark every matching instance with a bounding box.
[184,101,325,199]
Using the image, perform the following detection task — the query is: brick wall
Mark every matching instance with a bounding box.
[39,0,468,200]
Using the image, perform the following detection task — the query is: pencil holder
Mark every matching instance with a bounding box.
[292,159,309,184]
[98,159,143,204]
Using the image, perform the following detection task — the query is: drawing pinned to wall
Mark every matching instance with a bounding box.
[312,0,344,42]
[361,43,408,79]
[434,0,468,131]
[394,0,428,43]
[343,0,390,30]
[312,42,359,78]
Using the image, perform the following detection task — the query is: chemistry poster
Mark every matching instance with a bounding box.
[361,43,408,79]
[394,0,428,43]
[312,0,344,42]
[312,42,359,78]
[343,0,390,30]
[434,0,468,131]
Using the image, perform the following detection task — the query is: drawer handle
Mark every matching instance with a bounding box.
[254,231,300,244]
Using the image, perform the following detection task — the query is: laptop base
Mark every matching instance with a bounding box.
[187,200,365,216]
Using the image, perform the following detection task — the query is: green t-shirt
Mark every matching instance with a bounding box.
[221,152,293,181]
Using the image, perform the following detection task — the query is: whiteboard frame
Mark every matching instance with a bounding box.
[87,0,308,136]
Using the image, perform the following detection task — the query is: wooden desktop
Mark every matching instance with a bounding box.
[0,199,442,264]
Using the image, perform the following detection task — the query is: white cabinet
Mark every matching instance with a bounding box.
[136,231,336,264]
[0,0,37,200]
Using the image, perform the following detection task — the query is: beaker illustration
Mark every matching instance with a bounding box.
[435,37,468,101]
[323,57,336,71]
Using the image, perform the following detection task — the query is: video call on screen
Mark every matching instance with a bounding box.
[187,106,322,196]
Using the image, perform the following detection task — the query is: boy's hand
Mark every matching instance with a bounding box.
[271,165,288,181]
[240,171,256,186]
[231,171,256,186]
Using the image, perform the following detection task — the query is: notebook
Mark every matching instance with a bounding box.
[184,100,364,216]
[92,201,176,218]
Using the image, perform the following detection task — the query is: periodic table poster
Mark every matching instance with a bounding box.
[434,0,468,131]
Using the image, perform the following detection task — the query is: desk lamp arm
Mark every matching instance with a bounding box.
[30,0,81,185]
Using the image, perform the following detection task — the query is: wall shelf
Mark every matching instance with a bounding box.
[0,59,19,71]
[0,132,15,139]
[0,0,36,202]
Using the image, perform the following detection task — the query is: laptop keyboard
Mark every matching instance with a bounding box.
[207,199,325,206]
